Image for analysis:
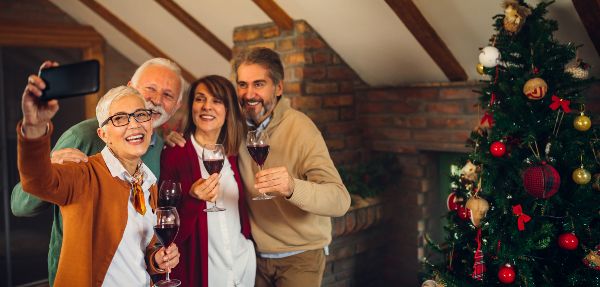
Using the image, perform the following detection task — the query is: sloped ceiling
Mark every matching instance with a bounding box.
[50,0,599,87]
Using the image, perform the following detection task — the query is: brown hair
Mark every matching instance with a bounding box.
[183,75,246,155]
[233,47,284,85]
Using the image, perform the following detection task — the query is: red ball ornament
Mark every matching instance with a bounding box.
[522,162,561,199]
[558,233,579,250]
[447,192,460,211]
[457,205,471,221]
[498,263,516,284]
[490,141,507,157]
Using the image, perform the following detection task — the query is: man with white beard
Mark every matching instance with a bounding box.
[11,57,185,286]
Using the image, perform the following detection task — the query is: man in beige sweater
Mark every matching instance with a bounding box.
[234,47,351,287]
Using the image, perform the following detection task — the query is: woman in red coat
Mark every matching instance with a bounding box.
[160,75,253,287]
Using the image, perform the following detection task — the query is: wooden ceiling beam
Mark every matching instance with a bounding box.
[572,0,600,58]
[252,0,294,30]
[384,0,467,81]
[155,0,232,60]
[79,0,195,82]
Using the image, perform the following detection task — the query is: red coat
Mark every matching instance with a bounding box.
[159,138,252,287]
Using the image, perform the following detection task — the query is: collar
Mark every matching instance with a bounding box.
[100,146,157,191]
[246,116,272,133]
[150,132,157,147]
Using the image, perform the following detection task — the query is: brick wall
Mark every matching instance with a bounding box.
[233,20,366,166]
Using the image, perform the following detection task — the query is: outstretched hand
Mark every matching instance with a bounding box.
[21,61,60,138]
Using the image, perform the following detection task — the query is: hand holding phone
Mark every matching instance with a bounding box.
[39,59,100,101]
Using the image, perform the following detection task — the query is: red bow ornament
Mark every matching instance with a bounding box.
[512,204,531,231]
[549,95,571,113]
[480,111,494,126]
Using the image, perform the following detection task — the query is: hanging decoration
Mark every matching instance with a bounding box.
[557,233,579,250]
[502,0,532,33]
[497,263,516,284]
[574,112,591,132]
[512,204,531,231]
[565,59,590,80]
[471,228,486,281]
[583,244,600,270]
[476,63,485,75]
[523,77,548,100]
[479,46,501,68]
[466,184,490,227]
[490,141,507,157]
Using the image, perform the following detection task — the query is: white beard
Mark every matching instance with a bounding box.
[147,103,170,128]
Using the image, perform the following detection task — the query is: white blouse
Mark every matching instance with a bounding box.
[191,136,256,287]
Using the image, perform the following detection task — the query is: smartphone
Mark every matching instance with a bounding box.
[39,59,100,101]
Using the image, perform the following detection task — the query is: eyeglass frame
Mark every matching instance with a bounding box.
[100,109,155,127]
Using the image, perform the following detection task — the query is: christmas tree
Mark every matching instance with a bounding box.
[423,1,599,286]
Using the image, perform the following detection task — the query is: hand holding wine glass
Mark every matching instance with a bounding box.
[153,207,181,287]
[202,144,225,212]
[247,130,274,200]
[158,180,182,208]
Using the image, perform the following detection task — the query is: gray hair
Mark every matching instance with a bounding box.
[130,57,187,104]
[233,47,284,85]
[96,86,147,126]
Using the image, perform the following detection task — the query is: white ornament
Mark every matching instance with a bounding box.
[479,46,501,68]
[422,280,439,287]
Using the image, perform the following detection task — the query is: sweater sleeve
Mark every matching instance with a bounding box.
[11,121,97,216]
[285,121,351,217]
[17,122,88,206]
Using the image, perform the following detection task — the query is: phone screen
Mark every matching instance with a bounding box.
[40,59,100,101]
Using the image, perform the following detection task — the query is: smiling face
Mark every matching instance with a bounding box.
[129,64,182,127]
[236,63,282,125]
[191,83,226,142]
[97,94,153,162]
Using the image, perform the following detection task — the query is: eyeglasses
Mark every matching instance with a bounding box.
[101,109,153,127]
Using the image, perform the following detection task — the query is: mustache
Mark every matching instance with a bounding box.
[146,103,169,128]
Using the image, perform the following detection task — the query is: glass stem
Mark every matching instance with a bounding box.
[166,268,171,281]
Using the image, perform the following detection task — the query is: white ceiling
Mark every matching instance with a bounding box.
[50,0,599,87]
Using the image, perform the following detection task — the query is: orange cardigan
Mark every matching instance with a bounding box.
[17,122,162,286]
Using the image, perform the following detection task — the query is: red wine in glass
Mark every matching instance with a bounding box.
[203,159,224,175]
[202,144,226,212]
[154,207,181,287]
[154,223,179,247]
[247,130,274,200]
[247,145,269,167]
[158,180,182,208]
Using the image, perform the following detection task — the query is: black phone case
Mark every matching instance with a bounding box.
[39,59,100,101]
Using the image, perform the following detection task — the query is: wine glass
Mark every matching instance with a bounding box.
[158,180,182,208]
[202,143,226,212]
[153,207,181,287]
[246,130,273,200]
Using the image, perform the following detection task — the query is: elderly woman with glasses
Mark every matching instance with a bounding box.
[17,77,180,286]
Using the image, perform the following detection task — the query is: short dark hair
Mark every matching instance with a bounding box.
[183,75,246,155]
[233,47,284,85]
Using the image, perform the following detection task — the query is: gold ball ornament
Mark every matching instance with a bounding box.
[573,113,591,131]
[592,173,600,191]
[523,78,548,100]
[476,63,485,75]
[572,167,592,185]
[465,196,489,227]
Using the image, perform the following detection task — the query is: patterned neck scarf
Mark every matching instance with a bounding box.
[130,162,146,215]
